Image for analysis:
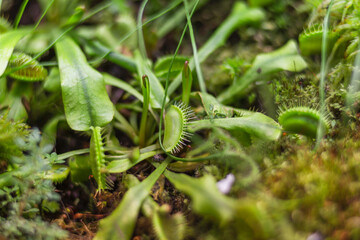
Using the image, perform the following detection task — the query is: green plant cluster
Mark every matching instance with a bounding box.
[0,114,28,163]
[1,0,360,239]
[0,120,67,239]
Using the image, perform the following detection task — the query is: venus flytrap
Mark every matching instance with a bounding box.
[163,102,194,154]
[6,52,48,81]
[299,24,338,56]
[55,36,114,191]
[89,126,108,191]
[278,106,330,139]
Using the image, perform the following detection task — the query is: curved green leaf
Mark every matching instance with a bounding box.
[0,29,29,77]
[188,113,281,142]
[154,55,189,79]
[164,171,236,223]
[218,40,307,103]
[107,149,162,173]
[103,73,143,101]
[95,159,170,240]
[194,91,254,118]
[55,37,114,131]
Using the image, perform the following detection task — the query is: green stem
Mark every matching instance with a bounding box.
[33,0,55,30]
[14,0,29,29]
[139,75,150,147]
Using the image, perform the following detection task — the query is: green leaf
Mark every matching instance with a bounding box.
[218,40,308,103]
[135,51,168,109]
[69,155,92,183]
[188,113,281,142]
[192,92,281,142]
[107,149,163,173]
[152,204,186,240]
[7,98,27,121]
[40,115,65,146]
[154,55,189,79]
[2,82,32,121]
[0,29,29,77]
[95,159,170,240]
[43,68,61,92]
[164,171,236,223]
[55,37,114,131]
[103,73,143,101]
[195,91,254,118]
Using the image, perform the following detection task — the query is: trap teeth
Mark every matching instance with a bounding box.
[163,102,194,154]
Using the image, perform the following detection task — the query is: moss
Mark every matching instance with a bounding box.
[0,114,29,167]
[263,130,360,238]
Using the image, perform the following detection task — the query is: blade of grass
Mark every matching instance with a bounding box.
[158,2,264,163]
[14,0,29,29]
[33,0,55,30]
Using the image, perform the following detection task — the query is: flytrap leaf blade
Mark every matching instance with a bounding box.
[188,113,282,142]
[55,37,114,131]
